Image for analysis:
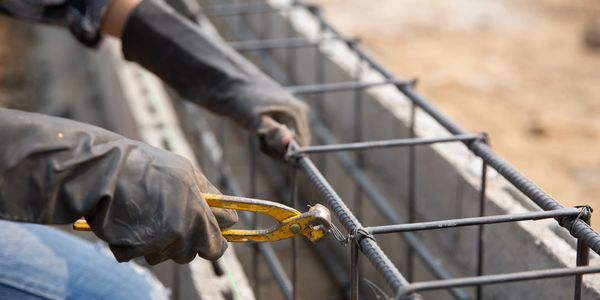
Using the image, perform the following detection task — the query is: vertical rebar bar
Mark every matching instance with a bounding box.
[285,7,296,85]
[249,134,260,298]
[406,101,416,281]
[353,55,364,221]
[574,207,591,300]
[314,6,328,178]
[286,5,298,300]
[217,124,227,189]
[233,0,242,40]
[351,239,360,300]
[290,165,299,300]
[261,0,274,79]
[476,159,488,300]
[173,265,180,300]
[351,53,364,300]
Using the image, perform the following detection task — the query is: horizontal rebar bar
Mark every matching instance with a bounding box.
[286,79,411,95]
[291,133,480,155]
[367,208,582,234]
[203,2,295,17]
[229,36,337,51]
[311,118,470,300]
[296,0,600,255]
[395,265,600,298]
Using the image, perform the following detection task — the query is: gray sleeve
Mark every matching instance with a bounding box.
[0,0,109,46]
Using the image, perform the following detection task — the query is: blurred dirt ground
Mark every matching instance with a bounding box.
[312,0,600,228]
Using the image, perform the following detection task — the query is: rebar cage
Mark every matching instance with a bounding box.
[168,0,600,299]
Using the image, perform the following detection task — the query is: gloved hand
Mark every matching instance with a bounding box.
[121,0,310,155]
[0,108,237,264]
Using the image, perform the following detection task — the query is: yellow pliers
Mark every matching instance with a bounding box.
[73,193,332,243]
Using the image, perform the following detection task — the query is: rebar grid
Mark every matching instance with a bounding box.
[177,0,600,299]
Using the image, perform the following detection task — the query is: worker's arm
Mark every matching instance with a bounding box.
[0,108,236,264]
[0,0,310,154]
[115,0,310,153]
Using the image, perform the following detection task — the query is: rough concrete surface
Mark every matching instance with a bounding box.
[231,0,600,298]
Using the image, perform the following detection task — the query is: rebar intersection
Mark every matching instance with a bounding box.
[174,1,600,299]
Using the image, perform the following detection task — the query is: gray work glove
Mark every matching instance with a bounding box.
[0,108,237,265]
[121,0,310,155]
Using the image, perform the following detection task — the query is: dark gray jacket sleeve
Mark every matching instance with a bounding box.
[0,108,230,264]
[121,0,310,148]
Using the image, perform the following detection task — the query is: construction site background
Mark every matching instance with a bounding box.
[0,1,600,298]
[312,0,600,229]
[1,0,599,228]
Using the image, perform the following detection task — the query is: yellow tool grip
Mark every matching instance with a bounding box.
[72,193,297,232]
[73,219,91,231]
[72,193,330,243]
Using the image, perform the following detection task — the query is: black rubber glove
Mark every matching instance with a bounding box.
[121,0,310,154]
[0,108,237,264]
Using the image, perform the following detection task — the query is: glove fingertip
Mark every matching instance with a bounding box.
[109,244,139,263]
[145,253,168,266]
[212,207,239,229]
[200,237,228,261]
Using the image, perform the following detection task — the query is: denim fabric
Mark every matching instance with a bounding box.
[0,220,170,300]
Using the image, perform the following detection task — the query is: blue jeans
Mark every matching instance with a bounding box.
[0,220,169,300]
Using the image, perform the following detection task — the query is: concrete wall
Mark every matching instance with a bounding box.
[89,37,254,300]
[202,0,600,299]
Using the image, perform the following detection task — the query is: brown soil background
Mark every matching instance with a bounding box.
[312,0,600,228]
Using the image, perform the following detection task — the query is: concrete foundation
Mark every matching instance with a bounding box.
[198,0,600,299]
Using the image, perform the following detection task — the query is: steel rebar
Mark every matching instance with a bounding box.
[395,265,600,298]
[366,208,582,234]
[290,134,480,155]
[295,0,600,255]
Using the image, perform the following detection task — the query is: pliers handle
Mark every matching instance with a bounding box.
[73,193,331,243]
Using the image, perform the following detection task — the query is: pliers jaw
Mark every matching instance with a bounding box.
[298,204,331,242]
[219,201,332,243]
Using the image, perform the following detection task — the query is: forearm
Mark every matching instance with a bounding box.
[118,0,310,149]
[0,0,309,149]
[101,0,142,38]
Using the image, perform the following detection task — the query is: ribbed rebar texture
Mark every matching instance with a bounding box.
[299,6,600,254]
[399,84,600,255]
[296,156,419,299]
[470,142,600,254]
[194,0,600,297]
